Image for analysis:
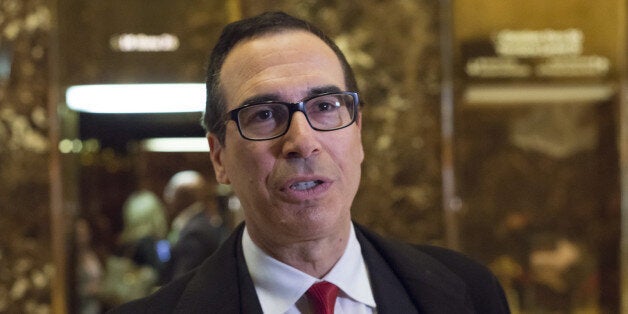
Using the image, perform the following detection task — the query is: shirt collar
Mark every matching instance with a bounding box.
[323,225,376,308]
[242,224,376,314]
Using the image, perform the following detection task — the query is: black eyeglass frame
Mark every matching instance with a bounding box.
[227,91,360,141]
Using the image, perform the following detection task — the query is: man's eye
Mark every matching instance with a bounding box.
[315,101,339,112]
[254,109,273,120]
[240,105,278,125]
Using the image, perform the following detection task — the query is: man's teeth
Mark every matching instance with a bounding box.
[290,180,320,190]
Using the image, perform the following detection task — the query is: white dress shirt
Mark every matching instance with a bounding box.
[242,224,377,314]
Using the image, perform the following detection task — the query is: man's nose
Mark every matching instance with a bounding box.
[281,112,321,158]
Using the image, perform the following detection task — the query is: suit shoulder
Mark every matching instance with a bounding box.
[413,244,510,312]
[107,271,194,314]
[354,224,510,313]
[356,224,494,280]
[412,244,494,281]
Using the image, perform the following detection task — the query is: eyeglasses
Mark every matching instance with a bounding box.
[227,91,359,141]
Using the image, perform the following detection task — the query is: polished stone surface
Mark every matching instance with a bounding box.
[0,0,53,312]
[0,0,622,312]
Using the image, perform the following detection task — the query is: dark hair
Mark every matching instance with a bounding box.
[201,11,359,144]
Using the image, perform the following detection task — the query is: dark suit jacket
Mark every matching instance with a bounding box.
[161,211,228,283]
[111,223,510,313]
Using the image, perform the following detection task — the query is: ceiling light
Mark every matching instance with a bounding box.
[66,83,205,113]
[141,137,208,152]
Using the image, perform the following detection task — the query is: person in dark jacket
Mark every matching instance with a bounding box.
[111,11,510,313]
[161,170,228,283]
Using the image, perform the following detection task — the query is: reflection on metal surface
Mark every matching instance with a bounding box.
[465,28,611,80]
[495,29,583,57]
[536,56,610,77]
[466,57,531,78]
[464,83,615,104]
[510,106,598,158]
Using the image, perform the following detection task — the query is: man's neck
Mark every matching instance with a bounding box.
[247,222,351,278]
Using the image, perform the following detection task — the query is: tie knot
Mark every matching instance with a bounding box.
[306,281,339,314]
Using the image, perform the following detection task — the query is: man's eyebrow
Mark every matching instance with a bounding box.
[240,94,280,107]
[238,85,343,107]
[308,85,342,95]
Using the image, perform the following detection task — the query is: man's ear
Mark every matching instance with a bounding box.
[356,111,363,129]
[207,133,230,184]
[355,111,364,163]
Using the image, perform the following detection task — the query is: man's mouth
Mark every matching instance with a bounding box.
[290,180,324,191]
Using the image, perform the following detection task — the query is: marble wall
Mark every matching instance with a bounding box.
[0,0,53,312]
[1,1,444,311]
[0,0,622,312]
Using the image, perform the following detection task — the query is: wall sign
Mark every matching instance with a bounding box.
[109,33,180,52]
[465,29,610,80]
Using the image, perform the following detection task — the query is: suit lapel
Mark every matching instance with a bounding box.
[168,222,474,313]
[173,224,263,314]
[359,232,419,313]
[355,224,475,313]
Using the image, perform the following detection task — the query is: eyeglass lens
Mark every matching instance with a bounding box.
[237,93,356,140]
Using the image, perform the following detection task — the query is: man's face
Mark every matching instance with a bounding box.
[208,30,364,245]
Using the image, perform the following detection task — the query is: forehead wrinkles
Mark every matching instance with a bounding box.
[235,64,337,102]
[220,31,344,106]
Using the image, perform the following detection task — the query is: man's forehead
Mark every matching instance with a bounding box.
[219,30,345,107]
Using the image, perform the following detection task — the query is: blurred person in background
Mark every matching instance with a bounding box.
[75,218,103,314]
[100,190,169,307]
[161,170,228,283]
[117,190,170,273]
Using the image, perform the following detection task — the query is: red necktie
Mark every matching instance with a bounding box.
[306,281,339,314]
